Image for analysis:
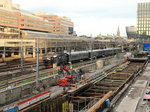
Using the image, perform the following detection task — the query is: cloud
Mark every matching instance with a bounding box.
[73,17,136,36]
[13,0,140,36]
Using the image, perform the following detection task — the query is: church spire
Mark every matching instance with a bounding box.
[117,25,120,36]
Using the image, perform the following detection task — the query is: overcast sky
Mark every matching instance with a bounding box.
[13,0,149,36]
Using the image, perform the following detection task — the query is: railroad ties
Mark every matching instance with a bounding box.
[70,59,146,111]
[12,59,146,112]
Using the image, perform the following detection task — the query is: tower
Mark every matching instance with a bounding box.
[117,25,120,37]
[137,2,150,39]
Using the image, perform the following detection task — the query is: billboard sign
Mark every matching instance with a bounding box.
[143,43,150,51]
[3,106,18,112]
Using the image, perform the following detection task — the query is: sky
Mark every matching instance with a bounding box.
[13,0,150,36]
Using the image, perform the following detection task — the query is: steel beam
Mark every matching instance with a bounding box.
[87,91,112,112]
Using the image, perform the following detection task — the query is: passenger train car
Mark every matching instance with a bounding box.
[43,48,121,68]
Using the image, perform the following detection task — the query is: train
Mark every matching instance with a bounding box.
[43,48,122,68]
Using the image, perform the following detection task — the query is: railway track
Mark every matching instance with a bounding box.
[69,60,146,111]
[3,59,146,112]
[0,62,44,81]
[0,59,95,90]
[17,59,147,112]
[0,61,44,72]
[0,56,115,90]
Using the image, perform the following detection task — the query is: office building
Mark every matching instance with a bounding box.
[16,11,53,33]
[137,2,150,39]
[126,26,137,38]
[35,11,74,35]
[0,9,53,39]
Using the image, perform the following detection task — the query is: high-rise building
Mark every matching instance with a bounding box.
[34,11,74,35]
[126,26,137,38]
[137,2,150,39]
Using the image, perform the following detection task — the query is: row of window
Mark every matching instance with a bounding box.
[138,16,150,18]
[22,19,53,27]
[47,20,55,22]
[138,23,150,27]
[62,23,73,27]
[21,24,52,31]
[0,13,17,20]
[138,27,150,31]
[61,20,73,25]
[138,3,150,8]
[138,22,150,24]
[138,10,150,12]
[22,14,43,21]
[138,22,150,23]
[138,25,150,27]
[43,16,52,19]
[138,31,150,35]
[0,20,17,25]
[138,15,150,17]
[138,13,150,16]
[138,19,150,21]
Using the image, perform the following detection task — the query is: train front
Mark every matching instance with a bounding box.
[43,52,57,68]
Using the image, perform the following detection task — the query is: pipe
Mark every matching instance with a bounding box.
[87,91,113,112]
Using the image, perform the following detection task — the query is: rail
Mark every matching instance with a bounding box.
[68,60,147,112]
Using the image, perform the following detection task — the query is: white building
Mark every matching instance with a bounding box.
[0,0,19,9]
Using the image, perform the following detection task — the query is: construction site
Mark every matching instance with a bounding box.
[1,0,150,112]
[0,30,150,112]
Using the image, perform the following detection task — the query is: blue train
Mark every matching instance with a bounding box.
[43,48,122,68]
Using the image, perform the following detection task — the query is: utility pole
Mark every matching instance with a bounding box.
[44,40,47,55]
[89,39,94,71]
[20,31,24,72]
[36,38,39,88]
[69,42,71,63]
[3,42,5,62]
[90,40,93,61]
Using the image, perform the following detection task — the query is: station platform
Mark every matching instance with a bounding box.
[115,62,150,112]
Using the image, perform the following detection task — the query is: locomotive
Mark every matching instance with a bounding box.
[43,48,122,68]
